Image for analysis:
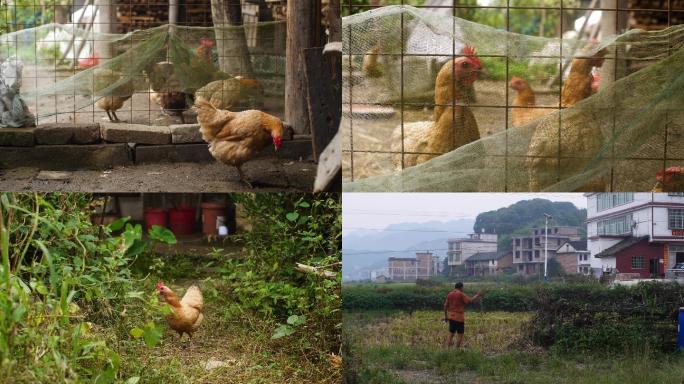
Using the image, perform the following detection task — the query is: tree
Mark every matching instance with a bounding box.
[211,0,254,77]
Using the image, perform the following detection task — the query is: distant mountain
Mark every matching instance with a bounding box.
[474,199,587,251]
[343,219,475,251]
[342,219,475,281]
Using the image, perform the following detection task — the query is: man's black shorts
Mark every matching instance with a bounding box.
[448,320,465,334]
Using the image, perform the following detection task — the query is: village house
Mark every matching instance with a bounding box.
[511,226,582,275]
[387,251,440,281]
[465,251,513,276]
[556,240,591,275]
[446,232,498,275]
[587,193,684,279]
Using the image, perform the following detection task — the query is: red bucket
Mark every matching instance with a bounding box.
[201,202,227,235]
[144,208,167,230]
[168,207,195,235]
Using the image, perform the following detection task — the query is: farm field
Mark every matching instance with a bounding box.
[342,281,684,384]
[344,309,684,384]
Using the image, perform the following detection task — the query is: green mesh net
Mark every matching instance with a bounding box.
[0,21,286,125]
[342,5,684,192]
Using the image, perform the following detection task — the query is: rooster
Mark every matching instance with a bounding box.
[194,98,290,188]
[560,52,605,107]
[156,281,204,340]
[390,45,482,169]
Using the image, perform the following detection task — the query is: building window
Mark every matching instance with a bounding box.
[515,239,520,246]
[597,193,635,211]
[668,209,684,229]
[597,214,633,235]
[668,193,684,196]
[631,256,645,269]
[535,238,541,246]
[518,265,523,271]
[515,251,520,258]
[534,250,540,258]
[554,228,558,234]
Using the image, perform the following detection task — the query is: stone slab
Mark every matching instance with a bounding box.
[101,122,171,145]
[0,128,35,147]
[36,171,72,180]
[169,123,203,144]
[135,144,214,164]
[34,123,101,145]
[0,144,132,170]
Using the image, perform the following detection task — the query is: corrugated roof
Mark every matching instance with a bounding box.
[594,236,649,258]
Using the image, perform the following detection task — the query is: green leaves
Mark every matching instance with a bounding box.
[129,327,144,339]
[285,212,300,222]
[142,321,162,348]
[271,324,296,339]
[148,225,177,245]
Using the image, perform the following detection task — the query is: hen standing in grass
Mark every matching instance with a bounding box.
[157,281,204,340]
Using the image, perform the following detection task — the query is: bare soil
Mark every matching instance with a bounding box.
[0,158,317,192]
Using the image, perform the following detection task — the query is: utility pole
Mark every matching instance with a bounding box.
[544,213,552,281]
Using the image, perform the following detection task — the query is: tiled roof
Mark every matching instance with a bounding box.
[594,236,649,258]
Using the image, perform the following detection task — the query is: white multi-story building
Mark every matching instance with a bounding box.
[586,193,684,278]
[446,232,498,274]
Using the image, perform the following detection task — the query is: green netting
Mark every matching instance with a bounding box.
[0,21,286,125]
[342,5,684,192]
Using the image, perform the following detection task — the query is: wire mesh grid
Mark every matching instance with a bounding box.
[342,0,684,191]
[0,0,288,127]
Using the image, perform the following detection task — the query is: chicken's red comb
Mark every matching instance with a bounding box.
[463,45,477,56]
[200,39,215,47]
[462,45,482,68]
[156,281,164,290]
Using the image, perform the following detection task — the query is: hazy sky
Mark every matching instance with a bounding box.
[343,193,587,233]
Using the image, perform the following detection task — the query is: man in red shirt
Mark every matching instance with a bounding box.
[443,282,483,349]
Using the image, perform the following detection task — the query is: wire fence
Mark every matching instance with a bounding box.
[342,0,684,191]
[0,1,288,126]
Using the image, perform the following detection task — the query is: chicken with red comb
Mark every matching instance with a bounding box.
[390,45,483,169]
[156,282,204,341]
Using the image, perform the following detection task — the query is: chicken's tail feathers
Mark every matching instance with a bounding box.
[182,284,204,311]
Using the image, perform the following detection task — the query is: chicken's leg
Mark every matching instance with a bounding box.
[236,166,253,189]
[111,110,121,123]
[105,110,114,122]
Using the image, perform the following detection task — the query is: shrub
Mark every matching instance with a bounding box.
[527,282,684,353]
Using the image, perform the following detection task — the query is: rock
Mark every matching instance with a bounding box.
[169,123,203,144]
[101,122,170,145]
[36,171,72,180]
[204,360,229,371]
[34,123,101,145]
[0,127,34,146]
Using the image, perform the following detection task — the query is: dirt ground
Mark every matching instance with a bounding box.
[0,158,317,192]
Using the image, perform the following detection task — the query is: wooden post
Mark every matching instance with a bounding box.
[285,0,321,134]
[211,0,254,77]
[327,0,341,43]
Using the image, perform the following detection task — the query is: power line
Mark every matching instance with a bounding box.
[343,227,475,233]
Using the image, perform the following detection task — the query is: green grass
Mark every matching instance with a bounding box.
[344,310,684,384]
[102,253,340,384]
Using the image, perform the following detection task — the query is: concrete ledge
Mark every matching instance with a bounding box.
[170,124,203,144]
[135,144,214,164]
[34,123,101,145]
[0,144,132,170]
[0,128,35,147]
[102,122,171,145]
